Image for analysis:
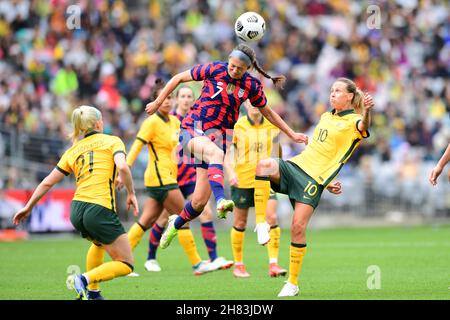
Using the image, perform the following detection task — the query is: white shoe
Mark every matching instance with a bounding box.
[277,281,299,297]
[144,259,161,272]
[254,222,271,245]
[127,272,140,277]
[193,260,215,275]
[211,256,234,270]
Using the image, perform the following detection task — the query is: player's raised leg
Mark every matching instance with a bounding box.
[160,167,211,249]
[190,136,234,219]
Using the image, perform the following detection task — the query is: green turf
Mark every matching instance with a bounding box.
[1,224,450,300]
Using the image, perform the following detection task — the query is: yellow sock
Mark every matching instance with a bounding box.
[267,226,280,262]
[128,222,146,250]
[231,227,245,263]
[86,244,104,291]
[84,261,133,284]
[177,228,202,266]
[254,177,270,224]
[288,243,307,286]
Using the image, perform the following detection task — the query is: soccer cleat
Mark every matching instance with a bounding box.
[144,259,162,272]
[216,199,235,219]
[211,256,234,270]
[87,290,105,300]
[192,261,215,276]
[160,215,178,249]
[126,272,140,277]
[66,274,88,300]
[233,264,250,278]
[269,263,287,277]
[277,281,299,297]
[254,222,271,245]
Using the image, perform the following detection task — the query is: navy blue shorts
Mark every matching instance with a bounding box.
[179,183,196,199]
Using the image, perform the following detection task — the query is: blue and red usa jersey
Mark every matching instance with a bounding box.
[171,110,196,187]
[182,61,267,133]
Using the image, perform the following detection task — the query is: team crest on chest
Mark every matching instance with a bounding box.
[238,88,245,98]
[226,83,235,94]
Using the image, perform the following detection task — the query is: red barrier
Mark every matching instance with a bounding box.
[4,189,75,232]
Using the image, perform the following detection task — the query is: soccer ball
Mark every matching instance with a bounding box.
[234,12,266,42]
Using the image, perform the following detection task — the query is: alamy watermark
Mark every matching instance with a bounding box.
[66,5,81,30]
[367,5,381,29]
[366,265,381,289]
[66,264,81,289]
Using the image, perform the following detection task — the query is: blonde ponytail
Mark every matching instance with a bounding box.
[353,88,364,114]
[69,105,102,143]
[336,77,364,114]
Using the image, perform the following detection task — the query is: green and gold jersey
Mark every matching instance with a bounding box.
[232,115,280,188]
[127,112,180,187]
[56,132,126,211]
[289,109,369,187]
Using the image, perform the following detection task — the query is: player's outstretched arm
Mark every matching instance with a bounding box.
[13,169,66,225]
[145,70,193,115]
[114,152,139,216]
[429,142,450,186]
[258,105,308,145]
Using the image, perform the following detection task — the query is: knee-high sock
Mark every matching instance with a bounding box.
[201,221,217,261]
[83,261,133,284]
[254,177,270,224]
[147,223,164,260]
[177,228,202,266]
[288,243,307,286]
[128,222,146,250]
[267,225,281,263]
[231,226,245,263]
[175,201,202,229]
[208,164,225,203]
[86,243,105,291]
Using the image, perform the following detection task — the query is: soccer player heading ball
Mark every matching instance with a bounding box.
[145,44,308,250]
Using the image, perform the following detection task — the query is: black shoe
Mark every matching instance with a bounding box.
[87,290,105,300]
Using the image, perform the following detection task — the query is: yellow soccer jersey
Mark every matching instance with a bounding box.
[290,109,369,187]
[232,116,280,188]
[127,112,180,187]
[56,132,126,212]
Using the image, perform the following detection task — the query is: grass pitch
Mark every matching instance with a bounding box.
[1,224,449,300]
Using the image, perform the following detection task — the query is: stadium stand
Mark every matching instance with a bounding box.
[0,0,448,231]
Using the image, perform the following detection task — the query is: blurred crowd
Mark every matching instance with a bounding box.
[0,0,449,189]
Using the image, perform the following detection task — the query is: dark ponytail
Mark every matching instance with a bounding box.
[235,44,286,89]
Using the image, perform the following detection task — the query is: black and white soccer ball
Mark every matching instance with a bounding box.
[234,12,266,42]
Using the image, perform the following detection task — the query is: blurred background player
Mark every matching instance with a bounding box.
[13,105,139,300]
[145,85,233,272]
[429,142,450,185]
[119,80,215,275]
[253,78,373,297]
[145,44,308,250]
[225,100,287,278]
